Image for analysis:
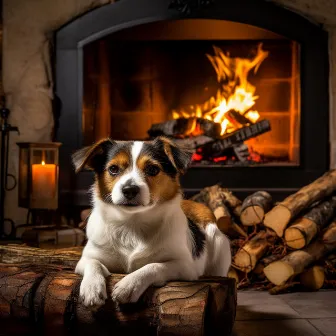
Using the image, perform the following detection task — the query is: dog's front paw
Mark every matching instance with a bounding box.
[112,275,147,304]
[80,274,107,308]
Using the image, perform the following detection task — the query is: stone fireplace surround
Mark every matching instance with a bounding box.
[2,0,336,225]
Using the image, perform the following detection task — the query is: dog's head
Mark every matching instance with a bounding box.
[72,137,192,213]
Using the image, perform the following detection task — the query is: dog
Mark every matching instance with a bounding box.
[72,136,231,307]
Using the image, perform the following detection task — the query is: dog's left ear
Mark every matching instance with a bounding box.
[155,137,193,174]
[72,138,115,173]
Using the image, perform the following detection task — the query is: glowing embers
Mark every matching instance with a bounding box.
[172,43,268,136]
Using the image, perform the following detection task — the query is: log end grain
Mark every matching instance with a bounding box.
[241,206,264,226]
[264,261,295,286]
[264,205,291,237]
[284,217,319,250]
[300,265,325,291]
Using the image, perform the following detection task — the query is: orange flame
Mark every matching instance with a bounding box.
[172,43,269,136]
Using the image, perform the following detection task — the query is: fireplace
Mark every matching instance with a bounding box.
[55,0,329,205]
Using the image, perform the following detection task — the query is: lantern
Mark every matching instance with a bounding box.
[17,142,61,209]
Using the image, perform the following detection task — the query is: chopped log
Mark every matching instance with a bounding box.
[199,119,271,158]
[232,230,277,273]
[240,191,273,226]
[221,188,242,218]
[202,185,233,229]
[264,222,336,285]
[0,263,237,336]
[284,196,336,249]
[148,117,221,138]
[0,244,82,267]
[300,265,325,291]
[200,185,246,238]
[227,110,252,126]
[264,169,336,237]
[253,254,283,278]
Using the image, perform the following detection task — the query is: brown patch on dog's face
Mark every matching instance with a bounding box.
[136,154,180,203]
[96,150,131,203]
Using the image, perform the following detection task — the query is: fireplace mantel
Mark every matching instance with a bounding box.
[3,0,336,222]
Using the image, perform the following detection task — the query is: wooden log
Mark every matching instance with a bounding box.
[221,188,243,218]
[264,222,336,285]
[240,191,273,226]
[300,265,325,291]
[0,263,236,336]
[174,135,213,150]
[148,118,222,138]
[284,196,336,249]
[202,185,233,229]
[253,254,283,278]
[269,282,299,295]
[0,244,83,267]
[201,185,246,238]
[232,230,277,273]
[264,169,336,237]
[199,119,271,158]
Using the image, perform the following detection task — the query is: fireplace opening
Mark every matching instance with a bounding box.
[82,19,300,167]
[56,0,329,203]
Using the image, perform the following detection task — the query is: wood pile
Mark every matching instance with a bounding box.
[191,170,336,294]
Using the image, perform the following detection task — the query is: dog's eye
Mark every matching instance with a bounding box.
[145,164,160,177]
[108,165,120,176]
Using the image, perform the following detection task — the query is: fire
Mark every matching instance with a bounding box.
[172,43,269,136]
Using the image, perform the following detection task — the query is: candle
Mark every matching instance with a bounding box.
[32,161,57,199]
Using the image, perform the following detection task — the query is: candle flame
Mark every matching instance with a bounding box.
[41,161,45,166]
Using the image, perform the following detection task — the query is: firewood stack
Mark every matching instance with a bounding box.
[191,169,336,294]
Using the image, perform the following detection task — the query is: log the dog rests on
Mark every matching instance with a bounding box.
[0,246,237,336]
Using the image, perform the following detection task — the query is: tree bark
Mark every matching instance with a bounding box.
[232,230,277,273]
[284,196,336,249]
[0,263,236,336]
[264,222,336,285]
[240,191,273,226]
[264,169,336,237]
[0,244,82,267]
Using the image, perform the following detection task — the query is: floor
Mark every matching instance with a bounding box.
[233,290,336,336]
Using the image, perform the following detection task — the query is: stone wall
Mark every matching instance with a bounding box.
[2,0,336,226]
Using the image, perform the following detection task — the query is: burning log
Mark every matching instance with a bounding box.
[240,191,273,226]
[264,169,336,237]
[147,118,221,138]
[232,230,277,273]
[174,135,213,150]
[264,222,336,286]
[199,119,271,158]
[284,196,336,249]
[300,265,325,291]
[0,263,237,336]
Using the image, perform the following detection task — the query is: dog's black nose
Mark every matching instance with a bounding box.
[122,185,140,200]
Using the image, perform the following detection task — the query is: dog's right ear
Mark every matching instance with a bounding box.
[72,138,115,173]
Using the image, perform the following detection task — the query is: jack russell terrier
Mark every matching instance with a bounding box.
[72,136,231,307]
